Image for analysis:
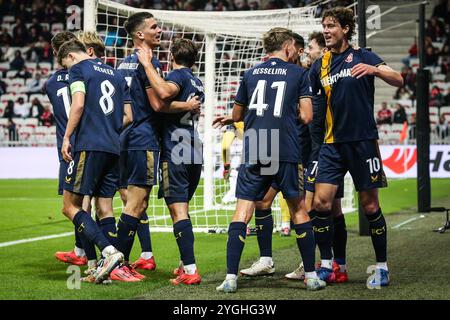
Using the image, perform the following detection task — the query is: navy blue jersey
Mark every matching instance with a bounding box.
[68,59,130,155]
[309,46,385,143]
[160,68,204,164]
[45,69,70,156]
[117,51,162,151]
[235,57,311,163]
[309,92,327,157]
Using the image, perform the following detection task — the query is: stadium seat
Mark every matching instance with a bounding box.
[23,118,39,127]
[430,114,439,124]
[429,106,439,116]
[391,123,405,133]
[25,62,37,74]
[0,118,9,127]
[0,62,9,73]
[2,15,15,24]
[29,94,49,104]
[51,23,64,35]
[6,70,18,78]
[0,93,16,104]
[38,63,52,75]
[440,106,450,117]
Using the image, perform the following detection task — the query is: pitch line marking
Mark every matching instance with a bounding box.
[392,214,425,229]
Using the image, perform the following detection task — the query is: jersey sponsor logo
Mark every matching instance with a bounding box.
[320,68,352,87]
[383,148,417,174]
[117,62,139,70]
[345,53,353,63]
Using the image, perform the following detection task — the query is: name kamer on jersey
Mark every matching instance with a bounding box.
[93,64,114,76]
[320,68,352,87]
[252,67,287,76]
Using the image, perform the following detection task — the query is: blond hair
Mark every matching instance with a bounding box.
[76,31,105,58]
[262,27,293,54]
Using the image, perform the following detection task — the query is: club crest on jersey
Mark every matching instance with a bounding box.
[345,53,353,63]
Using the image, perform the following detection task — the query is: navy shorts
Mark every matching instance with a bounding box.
[118,151,128,190]
[126,150,159,187]
[58,160,68,195]
[305,159,344,198]
[158,161,202,205]
[316,140,387,192]
[63,151,119,198]
[236,162,303,201]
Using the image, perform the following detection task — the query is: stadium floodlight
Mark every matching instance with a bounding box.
[87,0,356,232]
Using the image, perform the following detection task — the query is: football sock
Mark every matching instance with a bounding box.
[116,213,139,262]
[376,262,388,271]
[140,252,153,259]
[226,222,247,275]
[367,208,387,263]
[333,214,347,265]
[78,232,97,261]
[74,245,85,257]
[99,217,118,248]
[73,210,110,252]
[260,256,273,265]
[293,221,316,273]
[305,271,318,280]
[137,212,153,253]
[255,209,273,258]
[321,259,333,270]
[183,264,197,275]
[173,219,196,266]
[74,227,83,253]
[310,210,334,260]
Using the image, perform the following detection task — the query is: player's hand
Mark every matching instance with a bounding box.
[351,63,378,79]
[62,137,72,162]
[136,46,153,68]
[187,95,201,114]
[212,115,234,129]
[223,163,231,180]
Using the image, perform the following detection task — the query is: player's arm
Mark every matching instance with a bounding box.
[351,63,403,87]
[62,85,85,162]
[123,103,133,128]
[145,90,201,113]
[298,97,313,124]
[232,103,246,123]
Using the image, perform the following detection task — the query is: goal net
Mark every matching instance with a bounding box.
[91,0,356,232]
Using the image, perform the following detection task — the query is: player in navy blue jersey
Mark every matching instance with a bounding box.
[236,32,307,277]
[116,12,201,274]
[45,31,98,269]
[214,28,326,293]
[309,8,403,288]
[58,39,131,283]
[136,38,203,285]
[286,31,349,283]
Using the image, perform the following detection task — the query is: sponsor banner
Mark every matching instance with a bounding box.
[0,147,60,179]
[380,145,450,178]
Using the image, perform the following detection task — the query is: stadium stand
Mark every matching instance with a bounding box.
[0,0,448,146]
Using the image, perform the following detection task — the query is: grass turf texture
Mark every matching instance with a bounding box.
[0,178,449,299]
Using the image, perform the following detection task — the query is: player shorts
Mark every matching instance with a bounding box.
[63,151,119,198]
[236,162,303,202]
[316,140,388,192]
[126,150,159,187]
[158,161,202,205]
[58,160,68,195]
[305,159,344,198]
[118,151,128,190]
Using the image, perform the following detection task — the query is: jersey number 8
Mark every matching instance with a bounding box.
[99,80,115,115]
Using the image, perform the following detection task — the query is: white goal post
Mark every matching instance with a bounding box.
[85,0,356,232]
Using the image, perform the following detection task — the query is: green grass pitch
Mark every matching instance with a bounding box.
[0,178,449,299]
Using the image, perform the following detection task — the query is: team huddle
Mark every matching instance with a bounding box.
[46,7,403,290]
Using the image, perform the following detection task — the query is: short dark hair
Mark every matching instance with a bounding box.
[57,39,86,66]
[124,12,154,37]
[292,32,304,49]
[51,31,76,52]
[308,31,325,48]
[171,38,198,68]
[262,27,293,54]
[322,7,356,42]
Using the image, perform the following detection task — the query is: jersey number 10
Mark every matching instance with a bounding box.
[248,80,286,117]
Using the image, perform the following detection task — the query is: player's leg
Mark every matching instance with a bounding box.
[159,162,201,285]
[55,159,88,265]
[279,195,291,236]
[240,187,277,277]
[331,194,348,283]
[119,150,157,268]
[313,144,346,282]
[280,162,325,291]
[346,140,389,287]
[217,163,271,293]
